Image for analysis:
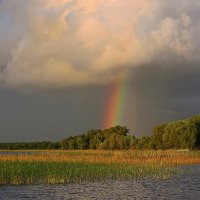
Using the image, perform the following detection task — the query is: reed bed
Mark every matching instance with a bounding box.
[0,150,200,165]
[0,150,199,185]
[0,161,175,185]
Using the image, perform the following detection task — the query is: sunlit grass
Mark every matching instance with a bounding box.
[1,150,200,165]
[0,150,199,185]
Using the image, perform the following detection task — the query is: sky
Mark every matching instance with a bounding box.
[1,0,200,142]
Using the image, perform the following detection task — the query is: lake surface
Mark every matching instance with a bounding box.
[0,165,199,200]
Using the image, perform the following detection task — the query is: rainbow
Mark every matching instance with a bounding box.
[102,78,128,129]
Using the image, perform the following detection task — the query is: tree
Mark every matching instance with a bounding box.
[163,119,198,149]
[151,124,167,149]
[68,137,78,149]
[77,135,88,149]
[138,136,151,149]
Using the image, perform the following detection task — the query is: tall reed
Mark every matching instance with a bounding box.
[0,150,199,185]
[0,161,175,185]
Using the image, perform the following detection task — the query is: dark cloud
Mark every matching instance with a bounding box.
[128,61,200,135]
[0,86,107,142]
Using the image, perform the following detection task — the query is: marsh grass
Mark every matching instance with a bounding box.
[0,161,175,185]
[0,150,199,185]
[1,150,200,165]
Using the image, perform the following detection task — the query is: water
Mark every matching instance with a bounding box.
[0,165,199,200]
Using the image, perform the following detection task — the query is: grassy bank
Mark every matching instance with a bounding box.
[0,150,199,185]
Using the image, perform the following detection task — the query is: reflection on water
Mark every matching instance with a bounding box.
[0,165,199,200]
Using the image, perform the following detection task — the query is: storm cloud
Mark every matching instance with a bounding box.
[0,0,200,89]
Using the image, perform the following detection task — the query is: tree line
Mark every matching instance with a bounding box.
[1,115,200,150]
[60,115,200,150]
[60,126,152,150]
[151,115,200,150]
[0,141,60,150]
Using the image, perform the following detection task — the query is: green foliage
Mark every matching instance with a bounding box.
[163,119,199,149]
[60,115,200,150]
[151,124,167,149]
[151,115,200,150]
[61,125,130,150]
[138,136,151,150]
[0,141,60,150]
[1,115,200,150]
